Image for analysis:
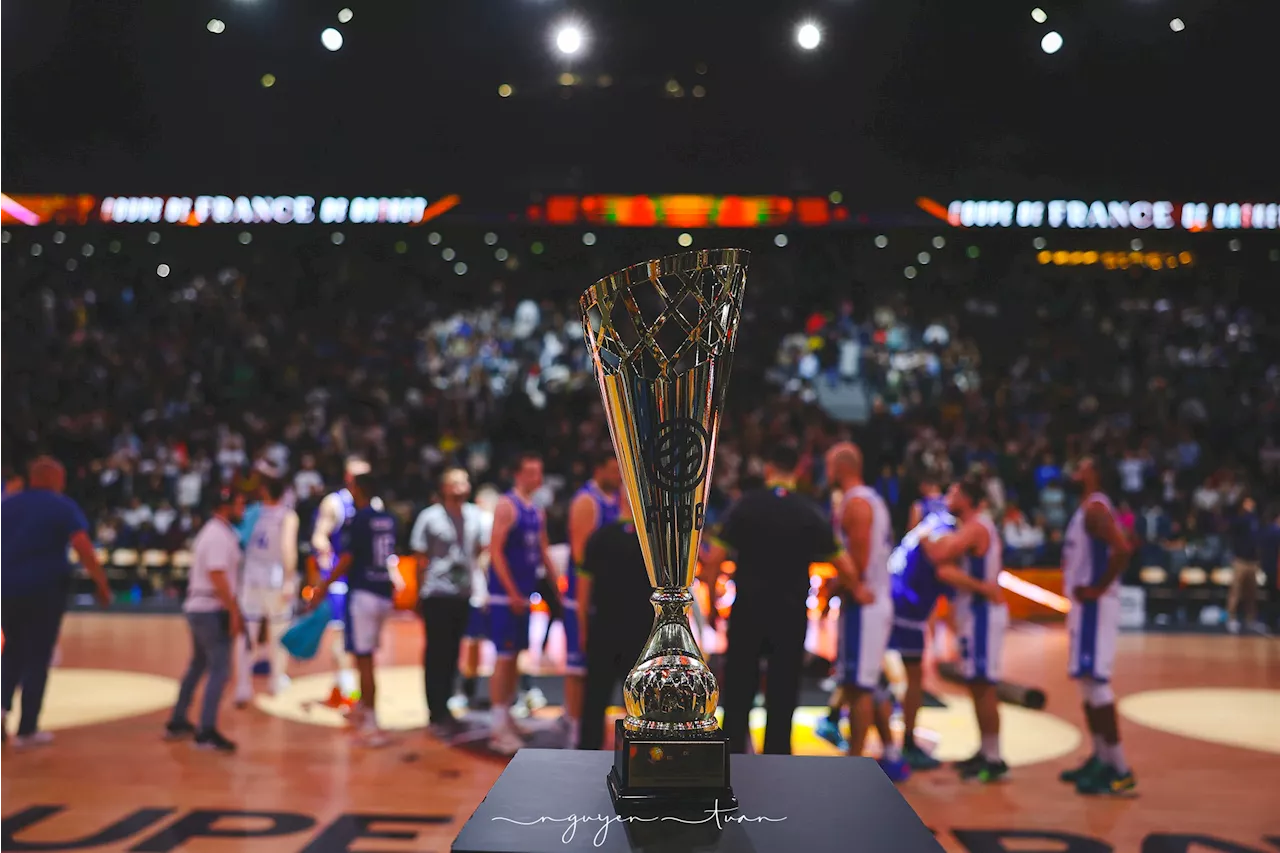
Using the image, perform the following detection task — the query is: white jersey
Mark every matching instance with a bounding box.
[954,513,1004,615]
[243,503,292,590]
[840,485,894,600]
[1063,492,1120,602]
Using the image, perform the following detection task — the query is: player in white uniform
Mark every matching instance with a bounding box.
[921,473,1010,782]
[1059,457,1136,795]
[234,475,299,704]
[825,442,900,773]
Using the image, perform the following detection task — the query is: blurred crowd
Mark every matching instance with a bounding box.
[3,230,1278,585]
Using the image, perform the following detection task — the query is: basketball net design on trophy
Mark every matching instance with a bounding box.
[580,248,748,814]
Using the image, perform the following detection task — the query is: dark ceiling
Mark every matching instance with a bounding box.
[3,0,1275,202]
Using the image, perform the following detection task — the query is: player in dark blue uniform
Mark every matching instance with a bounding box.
[882,510,957,769]
[485,453,560,754]
[312,471,401,747]
[563,452,621,748]
[309,458,362,708]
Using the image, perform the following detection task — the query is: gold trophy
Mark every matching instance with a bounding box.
[580,248,748,814]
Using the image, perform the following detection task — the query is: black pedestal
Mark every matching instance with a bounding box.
[451,750,944,853]
[608,719,736,815]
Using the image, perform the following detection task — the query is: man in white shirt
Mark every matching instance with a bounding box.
[165,488,245,753]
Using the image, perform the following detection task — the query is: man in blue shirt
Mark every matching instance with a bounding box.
[2,457,110,746]
[312,471,402,747]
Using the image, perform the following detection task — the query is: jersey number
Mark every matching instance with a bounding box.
[373,532,395,567]
[252,532,270,551]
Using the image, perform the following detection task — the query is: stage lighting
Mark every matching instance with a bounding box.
[66,259,78,272]
[582,232,596,246]
[53,231,66,244]
[774,234,789,247]
[1033,236,1047,249]
[874,235,888,248]
[484,232,498,245]
[1170,17,1185,32]
[207,19,226,34]
[1130,238,1143,251]
[321,28,343,51]
[261,73,276,88]
[338,8,353,23]
[904,266,917,280]
[1041,31,1063,54]
[239,232,252,245]
[1031,8,1047,24]
[147,231,160,244]
[677,232,693,247]
[796,21,821,50]
[31,244,42,256]
[442,247,456,261]
[82,244,94,257]
[331,232,345,245]
[454,262,468,275]
[554,23,585,56]
[157,264,171,278]
[932,235,945,248]
[428,231,442,245]
[498,83,513,97]
[495,248,509,261]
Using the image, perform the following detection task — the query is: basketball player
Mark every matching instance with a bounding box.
[1059,457,1137,795]
[908,474,947,530]
[825,442,907,779]
[311,471,402,747]
[564,451,622,748]
[920,473,1010,782]
[234,474,299,705]
[454,485,500,713]
[486,453,561,754]
[309,457,365,708]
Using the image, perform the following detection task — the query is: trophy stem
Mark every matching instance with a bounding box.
[622,587,720,735]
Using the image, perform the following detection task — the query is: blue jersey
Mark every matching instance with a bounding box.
[491,491,543,599]
[315,489,356,575]
[889,512,956,624]
[338,506,398,598]
[914,495,948,521]
[566,482,620,601]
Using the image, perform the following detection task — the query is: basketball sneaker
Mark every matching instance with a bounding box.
[489,726,524,756]
[877,756,912,783]
[814,718,848,751]
[11,731,54,749]
[1076,765,1136,795]
[1059,755,1103,784]
[954,753,985,777]
[903,744,941,770]
[975,759,1009,783]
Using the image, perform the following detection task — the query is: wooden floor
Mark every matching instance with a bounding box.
[3,612,1278,852]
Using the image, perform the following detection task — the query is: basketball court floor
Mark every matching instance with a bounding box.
[3,611,1277,852]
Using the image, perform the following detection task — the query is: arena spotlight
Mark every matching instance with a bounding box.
[1031,7,1047,24]
[874,235,888,248]
[331,231,345,245]
[554,22,586,56]
[1033,236,1047,249]
[238,232,252,245]
[1041,31,1063,54]
[207,18,226,34]
[321,27,343,51]
[795,21,821,50]
[442,247,456,261]
[932,236,945,248]
[917,251,931,264]
[338,8,353,23]
[427,231,442,245]
[454,262,468,275]
[904,265,917,280]
[53,231,66,244]
[1169,17,1185,32]
[677,232,693,247]
[157,263,171,278]
[66,259,78,272]
[484,232,498,245]
[31,243,42,256]
[774,234,789,247]
[582,232,597,246]
[147,231,160,244]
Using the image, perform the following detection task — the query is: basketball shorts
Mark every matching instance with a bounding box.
[488,598,532,658]
[343,589,394,656]
[240,584,293,625]
[837,598,893,690]
[956,602,1009,683]
[888,616,927,661]
[562,597,584,675]
[1068,593,1120,683]
[463,605,488,640]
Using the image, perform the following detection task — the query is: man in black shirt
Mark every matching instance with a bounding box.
[703,445,856,755]
[1227,496,1265,635]
[577,490,657,751]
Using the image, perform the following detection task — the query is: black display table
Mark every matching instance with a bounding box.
[452,749,943,853]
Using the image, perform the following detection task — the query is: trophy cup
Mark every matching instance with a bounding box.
[580,248,748,815]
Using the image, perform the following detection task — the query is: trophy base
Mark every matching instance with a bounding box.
[608,719,738,817]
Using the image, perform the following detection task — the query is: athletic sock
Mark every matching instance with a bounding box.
[903,728,917,750]
[827,706,842,725]
[981,734,1001,762]
[462,677,477,700]
[883,742,902,762]
[1106,742,1129,775]
[492,703,512,732]
[1092,733,1106,760]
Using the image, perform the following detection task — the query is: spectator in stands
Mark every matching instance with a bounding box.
[1227,497,1265,635]
[1002,505,1045,568]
